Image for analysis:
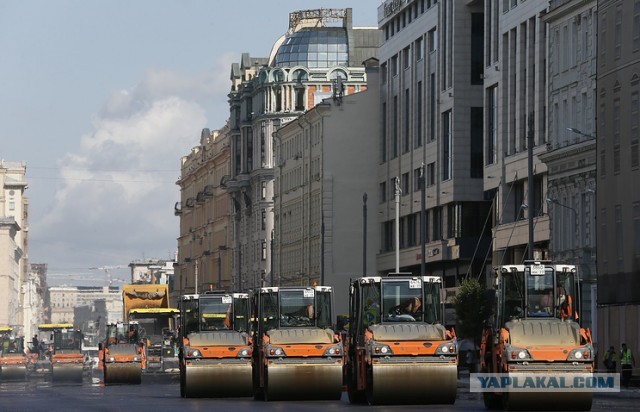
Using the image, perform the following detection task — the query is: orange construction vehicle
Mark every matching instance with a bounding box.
[251,285,343,401]
[122,284,179,374]
[179,292,252,398]
[100,321,143,384]
[344,275,457,405]
[37,323,84,383]
[480,261,593,410]
[0,327,29,381]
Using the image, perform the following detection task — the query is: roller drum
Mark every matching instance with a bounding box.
[0,365,27,381]
[367,362,457,405]
[265,362,343,401]
[51,364,83,383]
[103,363,141,385]
[183,362,252,398]
[503,391,592,411]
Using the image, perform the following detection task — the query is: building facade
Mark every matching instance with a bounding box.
[596,0,640,359]
[272,59,381,314]
[0,161,28,334]
[49,285,122,326]
[226,8,380,291]
[176,126,233,300]
[540,0,598,336]
[376,0,491,310]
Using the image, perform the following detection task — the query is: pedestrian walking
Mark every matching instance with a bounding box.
[604,345,618,374]
[620,343,635,388]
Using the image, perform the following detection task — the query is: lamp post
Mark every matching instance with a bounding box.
[363,193,367,275]
[420,163,426,276]
[566,127,596,140]
[394,176,401,273]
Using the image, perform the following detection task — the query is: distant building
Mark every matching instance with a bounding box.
[0,161,28,335]
[49,286,122,326]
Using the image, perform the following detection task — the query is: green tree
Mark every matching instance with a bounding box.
[453,278,492,342]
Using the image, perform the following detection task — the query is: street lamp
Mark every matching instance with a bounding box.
[566,127,596,140]
[363,192,367,275]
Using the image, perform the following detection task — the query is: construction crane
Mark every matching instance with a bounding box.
[89,266,129,287]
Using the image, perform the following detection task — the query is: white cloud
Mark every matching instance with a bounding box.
[34,69,211,269]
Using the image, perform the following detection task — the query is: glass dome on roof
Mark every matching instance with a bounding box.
[273,27,349,69]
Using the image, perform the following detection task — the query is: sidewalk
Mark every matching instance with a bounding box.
[457,367,640,399]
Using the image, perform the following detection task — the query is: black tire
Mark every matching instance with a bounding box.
[483,392,503,409]
[365,366,375,406]
[252,365,264,400]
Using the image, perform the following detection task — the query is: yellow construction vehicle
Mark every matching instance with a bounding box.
[37,323,84,383]
[0,327,28,381]
[251,285,343,401]
[179,292,253,398]
[100,321,143,384]
[128,308,179,374]
[345,275,458,405]
[480,261,593,410]
[122,284,178,375]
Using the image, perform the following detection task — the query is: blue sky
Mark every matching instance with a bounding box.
[0,0,380,285]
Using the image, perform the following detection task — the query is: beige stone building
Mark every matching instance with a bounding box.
[175,126,232,300]
[226,8,380,292]
[0,161,28,335]
[272,60,381,314]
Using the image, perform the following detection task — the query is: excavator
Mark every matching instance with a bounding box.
[480,261,593,411]
[344,275,458,405]
[0,327,29,381]
[37,323,85,383]
[100,321,143,384]
[179,292,253,398]
[251,285,343,401]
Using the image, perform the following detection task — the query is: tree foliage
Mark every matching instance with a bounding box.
[453,278,492,342]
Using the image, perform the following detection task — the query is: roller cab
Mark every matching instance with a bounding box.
[345,275,458,405]
[179,292,253,398]
[129,308,179,374]
[480,262,593,411]
[0,328,28,381]
[101,322,143,385]
[37,323,84,383]
[252,286,343,401]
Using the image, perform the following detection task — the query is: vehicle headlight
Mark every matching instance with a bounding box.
[568,347,591,361]
[435,342,457,355]
[132,356,140,362]
[108,357,116,362]
[237,348,251,357]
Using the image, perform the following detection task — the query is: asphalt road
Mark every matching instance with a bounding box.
[1,370,639,411]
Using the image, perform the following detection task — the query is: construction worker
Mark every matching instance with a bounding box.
[604,346,618,373]
[620,343,635,388]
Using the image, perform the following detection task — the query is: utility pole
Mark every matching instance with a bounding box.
[420,163,426,276]
[395,176,401,273]
[527,114,534,260]
[363,193,367,275]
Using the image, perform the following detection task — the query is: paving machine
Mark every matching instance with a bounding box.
[345,275,458,405]
[251,285,343,401]
[129,308,179,373]
[480,261,593,411]
[179,292,252,398]
[37,323,84,383]
[0,327,28,381]
[100,321,143,384]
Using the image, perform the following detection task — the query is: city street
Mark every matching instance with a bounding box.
[1,371,639,411]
